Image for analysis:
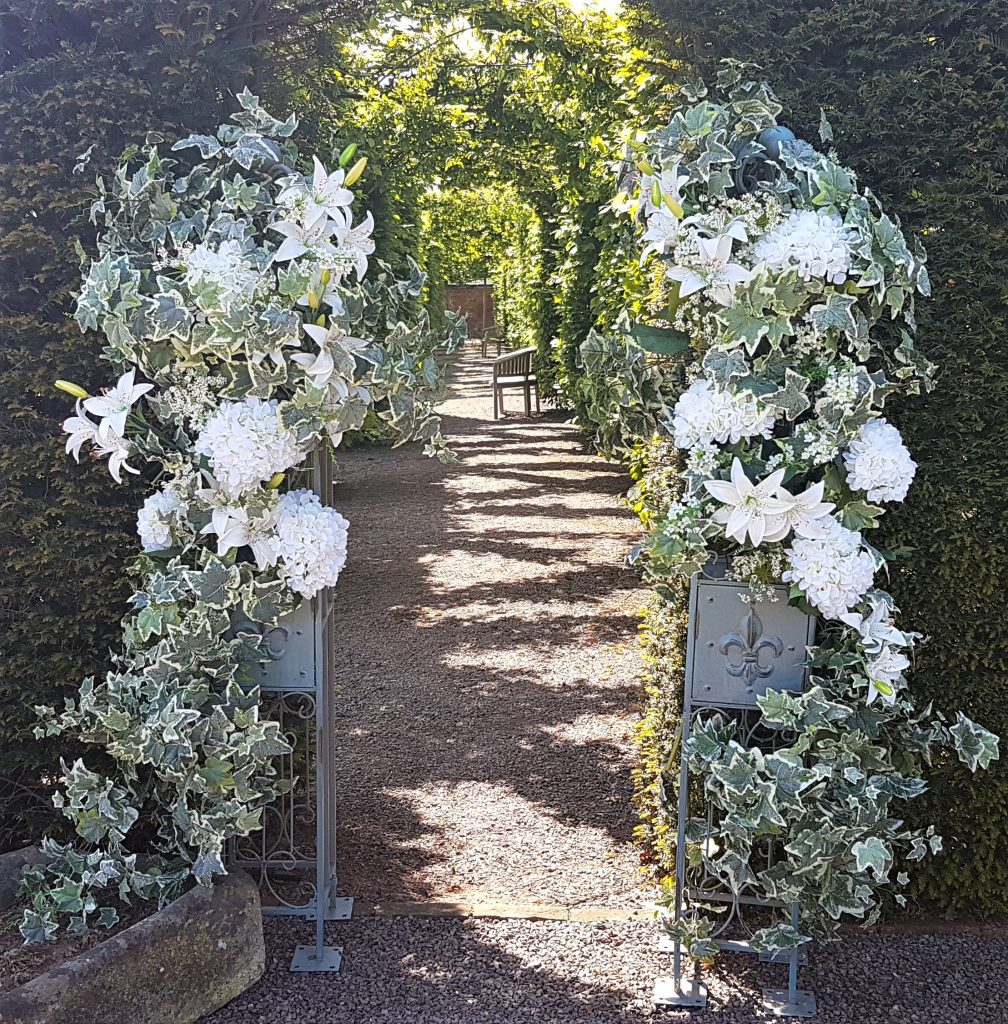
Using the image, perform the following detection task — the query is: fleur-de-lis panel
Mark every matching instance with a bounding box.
[688,577,815,709]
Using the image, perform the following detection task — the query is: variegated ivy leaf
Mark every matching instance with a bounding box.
[702,347,749,385]
[808,291,858,338]
[950,712,1000,771]
[750,922,809,957]
[851,837,891,879]
[182,557,241,610]
[172,134,222,159]
[767,368,812,420]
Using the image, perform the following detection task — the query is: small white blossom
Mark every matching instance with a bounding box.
[194,398,304,498]
[753,208,855,284]
[137,488,183,552]
[783,518,876,619]
[275,489,349,598]
[844,418,916,503]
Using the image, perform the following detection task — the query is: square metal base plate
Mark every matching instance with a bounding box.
[653,977,708,1008]
[291,944,343,973]
[762,988,816,1018]
[325,896,354,921]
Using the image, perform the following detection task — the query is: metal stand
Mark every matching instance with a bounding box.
[229,450,351,973]
[654,560,816,1016]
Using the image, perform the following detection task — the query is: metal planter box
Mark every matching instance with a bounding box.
[685,559,815,710]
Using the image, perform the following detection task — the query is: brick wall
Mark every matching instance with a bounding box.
[445,283,495,336]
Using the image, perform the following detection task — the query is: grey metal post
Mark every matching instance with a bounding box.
[227,449,352,974]
[654,559,816,1016]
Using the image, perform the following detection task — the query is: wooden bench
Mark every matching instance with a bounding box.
[480,326,504,358]
[492,346,539,419]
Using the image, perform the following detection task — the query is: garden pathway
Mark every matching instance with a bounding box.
[329,345,648,911]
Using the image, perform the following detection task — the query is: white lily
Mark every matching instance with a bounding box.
[82,369,152,441]
[90,430,138,483]
[307,157,354,222]
[200,505,279,570]
[330,211,375,279]
[667,233,751,306]
[704,457,795,546]
[865,644,910,705]
[271,213,340,263]
[839,592,908,655]
[641,208,682,261]
[293,323,338,387]
[763,480,836,542]
[641,165,689,214]
[63,401,99,461]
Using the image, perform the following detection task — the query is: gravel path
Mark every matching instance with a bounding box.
[326,348,648,909]
[206,916,1008,1024]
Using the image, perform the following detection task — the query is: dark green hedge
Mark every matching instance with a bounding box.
[0,1,250,850]
[637,0,1008,916]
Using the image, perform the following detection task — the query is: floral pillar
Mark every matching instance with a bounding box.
[25,92,460,952]
[618,64,999,1012]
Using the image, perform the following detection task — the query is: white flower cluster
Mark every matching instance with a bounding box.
[195,398,304,498]
[783,518,876,619]
[157,368,227,431]
[820,363,862,407]
[672,380,777,450]
[753,209,854,284]
[275,490,350,597]
[137,487,183,552]
[184,240,259,311]
[843,419,916,503]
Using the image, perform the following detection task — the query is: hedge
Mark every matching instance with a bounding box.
[636,0,1008,916]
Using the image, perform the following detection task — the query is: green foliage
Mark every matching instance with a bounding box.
[637,0,1008,918]
[291,0,674,386]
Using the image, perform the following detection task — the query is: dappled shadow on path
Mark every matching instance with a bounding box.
[329,345,649,908]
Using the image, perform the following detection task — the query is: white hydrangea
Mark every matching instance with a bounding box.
[783,518,876,620]
[843,418,916,503]
[137,487,183,552]
[671,380,776,450]
[275,489,349,598]
[195,398,303,498]
[753,209,855,284]
[184,239,259,310]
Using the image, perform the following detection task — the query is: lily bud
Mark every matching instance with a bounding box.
[320,268,331,286]
[315,314,326,327]
[307,290,320,309]
[636,159,655,176]
[650,181,662,207]
[663,195,684,218]
[343,157,367,187]
[55,379,88,399]
[338,143,358,168]
[267,473,285,490]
